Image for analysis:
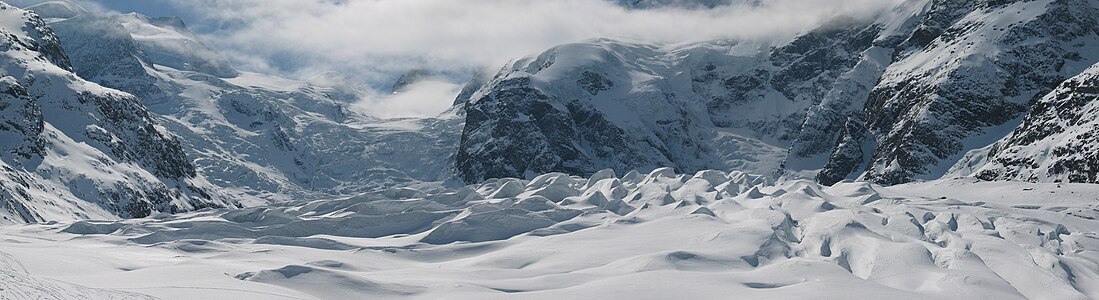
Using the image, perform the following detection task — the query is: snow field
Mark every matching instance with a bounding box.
[1,169,1097,299]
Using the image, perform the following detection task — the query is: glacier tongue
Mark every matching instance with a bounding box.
[1,169,1098,298]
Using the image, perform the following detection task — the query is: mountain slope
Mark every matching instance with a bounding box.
[957,62,1099,183]
[460,0,1099,186]
[456,39,788,182]
[829,0,1099,185]
[30,3,463,203]
[0,2,235,224]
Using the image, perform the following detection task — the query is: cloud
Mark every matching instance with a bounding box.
[145,0,903,85]
[32,0,904,118]
[353,79,463,119]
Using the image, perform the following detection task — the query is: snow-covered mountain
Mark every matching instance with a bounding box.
[1,0,1096,224]
[454,16,888,182]
[389,69,436,94]
[0,2,235,224]
[459,0,1099,186]
[818,0,1099,185]
[456,39,788,182]
[1,0,1099,298]
[26,2,463,204]
[956,62,1099,183]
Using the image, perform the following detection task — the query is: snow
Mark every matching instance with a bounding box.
[0,4,32,37]
[39,9,465,204]
[883,0,1053,89]
[2,170,1098,299]
[24,1,465,204]
[22,1,83,20]
[117,13,238,78]
[961,62,1099,183]
[0,3,235,223]
[461,38,797,181]
[2,1,1099,298]
[223,71,309,93]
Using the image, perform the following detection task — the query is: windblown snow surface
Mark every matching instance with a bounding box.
[2,169,1098,299]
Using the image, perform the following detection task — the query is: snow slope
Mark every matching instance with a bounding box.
[1,169,1098,299]
[26,2,464,204]
[459,0,1099,186]
[0,2,236,224]
[955,62,1099,183]
[841,0,1099,184]
[457,39,789,183]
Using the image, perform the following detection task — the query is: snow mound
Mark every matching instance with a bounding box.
[2,170,1098,299]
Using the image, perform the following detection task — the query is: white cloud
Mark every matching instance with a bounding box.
[47,0,904,118]
[354,79,463,119]
[154,0,903,86]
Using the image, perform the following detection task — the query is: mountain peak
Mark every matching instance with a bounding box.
[23,0,84,19]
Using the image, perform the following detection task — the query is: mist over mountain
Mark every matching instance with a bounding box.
[1,0,1098,298]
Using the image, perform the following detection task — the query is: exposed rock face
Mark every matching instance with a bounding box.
[965,62,1099,183]
[390,69,434,94]
[452,70,490,108]
[0,3,235,223]
[0,77,44,161]
[815,116,870,185]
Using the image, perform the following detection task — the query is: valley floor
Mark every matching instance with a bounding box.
[1,171,1098,299]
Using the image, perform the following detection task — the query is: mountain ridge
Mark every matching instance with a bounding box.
[0,2,237,224]
[1,0,1097,224]
[456,0,1099,186]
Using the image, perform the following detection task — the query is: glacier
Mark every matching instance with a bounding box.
[33,2,464,205]
[2,169,1099,299]
[0,0,1097,298]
